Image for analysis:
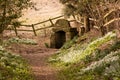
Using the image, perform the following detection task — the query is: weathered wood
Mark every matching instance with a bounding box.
[36,25,53,31]
[34,20,50,26]
[5,15,93,37]
[13,26,18,36]
[69,20,84,24]
[103,9,116,19]
[49,19,54,26]
[84,16,90,32]
[7,24,31,27]
[33,15,64,26]
[6,28,33,32]
[20,24,32,27]
[32,24,37,36]
[104,18,120,27]
[17,29,33,31]
[100,26,107,36]
[89,18,97,22]
[50,15,64,20]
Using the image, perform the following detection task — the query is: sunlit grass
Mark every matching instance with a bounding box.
[53,32,116,64]
[52,32,120,80]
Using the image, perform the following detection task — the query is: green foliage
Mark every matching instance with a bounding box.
[80,45,120,79]
[0,46,33,80]
[60,0,120,35]
[58,32,116,63]
[61,36,78,50]
[57,61,86,80]
[44,43,49,48]
[8,37,37,45]
[60,0,119,17]
[49,32,116,65]
[50,32,120,80]
[78,50,120,80]
[0,0,35,33]
[56,45,120,80]
[110,41,120,51]
[49,36,79,65]
[84,40,120,63]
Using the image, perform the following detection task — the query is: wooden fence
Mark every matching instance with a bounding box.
[6,11,119,36]
[6,15,64,36]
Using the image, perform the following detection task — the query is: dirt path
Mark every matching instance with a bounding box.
[4,32,58,80]
[21,48,58,80]
[9,44,58,80]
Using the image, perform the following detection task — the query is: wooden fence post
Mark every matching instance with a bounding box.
[13,26,18,36]
[49,19,54,26]
[32,24,37,36]
[84,16,90,32]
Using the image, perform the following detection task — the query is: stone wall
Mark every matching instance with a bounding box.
[50,19,78,48]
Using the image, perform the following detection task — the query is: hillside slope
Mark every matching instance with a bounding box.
[49,31,120,80]
[20,0,63,24]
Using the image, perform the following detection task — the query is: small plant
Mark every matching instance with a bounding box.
[110,41,120,51]
[78,50,120,80]
[8,37,37,45]
[58,32,116,63]
[0,46,33,80]
[44,43,49,48]
[50,32,120,80]
[61,36,78,49]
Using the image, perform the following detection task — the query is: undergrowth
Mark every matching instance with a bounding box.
[0,46,33,80]
[6,37,37,45]
[49,32,116,64]
[49,32,120,80]
[61,36,78,49]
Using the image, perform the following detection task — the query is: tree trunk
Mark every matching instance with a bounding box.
[84,16,90,32]
[0,0,7,34]
[0,34,3,45]
[100,26,107,36]
[80,26,85,36]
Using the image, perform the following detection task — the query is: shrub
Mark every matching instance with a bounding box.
[44,43,49,48]
[110,41,120,51]
[59,32,116,63]
[61,36,78,50]
[8,37,37,45]
[0,46,33,80]
[79,50,120,80]
[50,32,120,80]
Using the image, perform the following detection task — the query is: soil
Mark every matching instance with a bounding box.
[23,48,58,80]
[4,32,58,80]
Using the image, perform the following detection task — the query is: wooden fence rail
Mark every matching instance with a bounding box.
[6,15,64,36]
[7,13,118,36]
[5,15,97,36]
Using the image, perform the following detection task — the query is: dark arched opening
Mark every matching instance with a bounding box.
[55,31,66,49]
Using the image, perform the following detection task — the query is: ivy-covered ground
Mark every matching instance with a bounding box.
[49,31,120,80]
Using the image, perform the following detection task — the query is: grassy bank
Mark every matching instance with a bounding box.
[49,32,120,80]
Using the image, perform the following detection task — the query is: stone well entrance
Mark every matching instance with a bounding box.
[55,31,66,49]
[50,19,78,48]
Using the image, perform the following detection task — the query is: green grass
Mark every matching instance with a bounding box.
[56,41,120,80]
[50,31,120,80]
[50,32,116,65]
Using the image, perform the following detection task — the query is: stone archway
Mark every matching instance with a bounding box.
[50,19,79,49]
[55,31,66,49]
